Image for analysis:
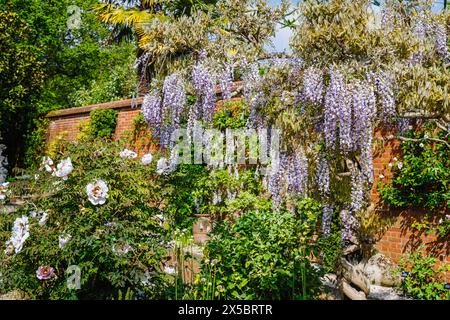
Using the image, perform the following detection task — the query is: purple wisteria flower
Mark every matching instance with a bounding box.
[286,148,308,197]
[316,152,330,198]
[350,169,364,214]
[434,22,450,63]
[322,203,333,238]
[324,68,346,150]
[219,63,233,100]
[192,63,216,127]
[303,67,323,104]
[142,93,162,138]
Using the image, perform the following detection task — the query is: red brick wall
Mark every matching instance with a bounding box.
[46,99,449,282]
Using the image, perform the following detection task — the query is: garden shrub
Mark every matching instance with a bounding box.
[399,248,450,300]
[379,123,449,211]
[0,137,170,299]
[88,109,118,139]
[195,201,324,300]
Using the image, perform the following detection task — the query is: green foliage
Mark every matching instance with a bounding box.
[88,109,119,139]
[196,204,324,300]
[164,164,211,229]
[379,124,449,211]
[132,112,148,133]
[68,45,137,107]
[0,137,170,299]
[0,9,44,166]
[213,100,249,130]
[399,248,450,300]
[0,0,136,168]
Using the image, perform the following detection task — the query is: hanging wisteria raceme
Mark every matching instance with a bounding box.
[351,79,376,184]
[369,72,396,123]
[397,118,411,135]
[268,153,288,210]
[324,68,346,150]
[162,73,186,129]
[243,62,262,109]
[339,83,353,153]
[434,22,450,63]
[133,52,151,73]
[380,4,396,33]
[321,203,333,238]
[350,168,364,214]
[142,93,162,141]
[192,63,216,126]
[219,63,233,101]
[161,73,186,148]
[285,148,308,198]
[315,152,330,198]
[339,209,353,242]
[407,9,433,67]
[352,79,376,150]
[303,67,324,104]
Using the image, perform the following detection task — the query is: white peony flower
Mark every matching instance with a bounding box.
[40,156,54,173]
[397,162,403,170]
[53,157,73,180]
[141,153,153,165]
[7,215,30,254]
[156,157,170,175]
[119,149,138,159]
[86,179,109,205]
[58,234,72,249]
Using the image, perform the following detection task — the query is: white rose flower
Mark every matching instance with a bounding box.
[388,163,393,167]
[156,157,170,175]
[393,157,398,162]
[379,174,385,179]
[86,179,109,205]
[397,162,403,170]
[53,157,73,180]
[119,149,138,159]
[58,234,72,249]
[424,134,429,139]
[141,153,153,165]
[419,143,424,148]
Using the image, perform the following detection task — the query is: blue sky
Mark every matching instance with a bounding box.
[269,0,448,52]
